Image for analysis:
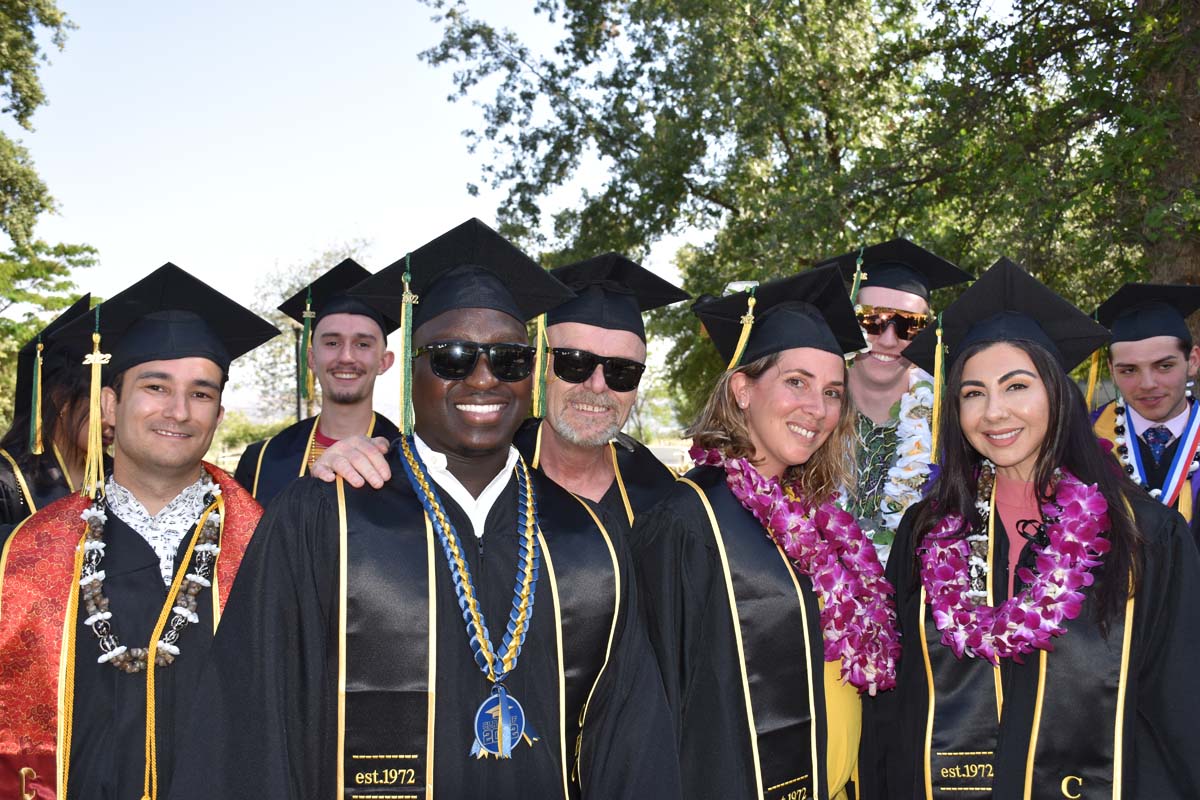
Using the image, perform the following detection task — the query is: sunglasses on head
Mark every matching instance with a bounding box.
[551,348,646,393]
[413,341,536,382]
[854,304,930,341]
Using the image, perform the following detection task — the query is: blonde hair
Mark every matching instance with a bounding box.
[687,352,856,504]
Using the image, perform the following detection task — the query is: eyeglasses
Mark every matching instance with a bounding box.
[854,304,930,341]
[551,348,646,393]
[413,341,536,382]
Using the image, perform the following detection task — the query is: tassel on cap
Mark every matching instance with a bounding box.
[81,307,110,498]
[930,312,944,465]
[848,246,868,303]
[29,338,44,454]
[531,313,548,418]
[726,286,757,370]
[1085,348,1101,410]
[298,287,314,401]
[398,254,418,435]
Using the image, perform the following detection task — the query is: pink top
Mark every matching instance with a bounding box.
[993,473,1041,597]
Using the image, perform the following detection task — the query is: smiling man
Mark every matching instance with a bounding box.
[817,240,972,563]
[1093,283,1200,543]
[0,263,277,800]
[516,253,689,526]
[171,220,680,800]
[235,259,398,507]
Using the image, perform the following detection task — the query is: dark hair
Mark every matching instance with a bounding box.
[0,346,91,493]
[911,338,1142,627]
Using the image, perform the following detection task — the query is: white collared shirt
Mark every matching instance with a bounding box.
[105,472,212,586]
[1128,399,1192,443]
[413,433,520,539]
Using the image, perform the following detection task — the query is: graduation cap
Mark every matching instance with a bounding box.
[277,258,399,401]
[1095,282,1200,347]
[544,253,690,340]
[816,238,972,302]
[693,264,865,370]
[54,263,279,497]
[349,218,575,433]
[14,294,91,455]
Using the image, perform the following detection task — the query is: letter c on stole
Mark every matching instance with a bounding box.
[1060,775,1083,799]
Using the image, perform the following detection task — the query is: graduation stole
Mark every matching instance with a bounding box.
[335,449,620,799]
[0,462,258,800]
[679,468,826,800]
[1094,400,1199,521]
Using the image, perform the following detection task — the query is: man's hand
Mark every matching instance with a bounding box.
[310,435,392,488]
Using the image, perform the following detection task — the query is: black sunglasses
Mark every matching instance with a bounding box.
[551,348,646,393]
[413,341,536,382]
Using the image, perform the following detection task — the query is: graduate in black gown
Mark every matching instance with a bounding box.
[0,264,276,800]
[861,259,1200,799]
[634,266,901,800]
[0,295,101,525]
[1090,283,1200,547]
[514,252,689,527]
[235,259,399,507]
[170,219,680,800]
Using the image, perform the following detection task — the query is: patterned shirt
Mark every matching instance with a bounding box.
[106,472,212,586]
[849,409,900,530]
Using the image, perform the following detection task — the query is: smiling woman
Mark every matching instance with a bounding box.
[633,265,899,800]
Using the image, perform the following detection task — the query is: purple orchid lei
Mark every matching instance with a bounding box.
[918,468,1111,665]
[692,445,901,695]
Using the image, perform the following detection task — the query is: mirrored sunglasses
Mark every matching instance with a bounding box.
[854,305,930,341]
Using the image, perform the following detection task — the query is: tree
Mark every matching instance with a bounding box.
[421,0,1200,418]
[0,2,99,430]
[238,240,372,423]
[204,410,291,472]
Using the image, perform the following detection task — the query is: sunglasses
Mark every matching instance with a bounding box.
[854,304,930,341]
[413,341,536,382]
[551,348,646,393]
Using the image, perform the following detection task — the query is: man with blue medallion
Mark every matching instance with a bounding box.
[1092,283,1200,545]
[170,219,680,800]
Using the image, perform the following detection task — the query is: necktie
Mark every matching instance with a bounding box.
[1143,425,1174,466]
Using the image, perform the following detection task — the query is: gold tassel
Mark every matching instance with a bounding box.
[531,314,548,418]
[726,289,757,370]
[30,340,44,454]
[1085,349,1101,409]
[930,313,944,465]
[81,320,110,498]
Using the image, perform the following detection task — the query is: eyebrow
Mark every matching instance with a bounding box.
[191,379,222,392]
[784,368,844,387]
[318,331,378,342]
[134,371,220,392]
[1112,355,1178,369]
[960,369,1036,388]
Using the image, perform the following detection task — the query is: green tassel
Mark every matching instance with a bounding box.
[298,287,314,401]
[849,246,867,303]
[29,336,43,454]
[399,254,417,435]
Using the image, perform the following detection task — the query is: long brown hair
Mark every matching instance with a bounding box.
[911,338,1142,626]
[687,352,856,504]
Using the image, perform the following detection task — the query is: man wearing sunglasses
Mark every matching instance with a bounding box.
[818,239,971,564]
[514,254,690,527]
[172,219,681,800]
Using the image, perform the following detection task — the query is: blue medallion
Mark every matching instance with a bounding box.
[471,687,529,759]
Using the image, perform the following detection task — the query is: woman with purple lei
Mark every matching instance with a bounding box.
[634,265,901,800]
[860,259,1200,799]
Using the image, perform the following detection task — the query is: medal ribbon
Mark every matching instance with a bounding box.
[1125,400,1200,506]
[398,436,541,756]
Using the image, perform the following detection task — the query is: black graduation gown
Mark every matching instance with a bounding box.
[234,412,400,508]
[67,510,216,800]
[0,449,73,525]
[633,465,834,800]
[170,446,680,800]
[860,492,1200,799]
[514,418,677,527]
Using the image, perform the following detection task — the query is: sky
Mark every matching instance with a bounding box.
[11,1,698,417]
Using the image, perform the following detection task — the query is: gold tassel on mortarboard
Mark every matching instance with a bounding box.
[398,254,418,435]
[29,338,44,454]
[1085,349,1101,410]
[930,313,944,465]
[531,313,548,418]
[81,308,110,498]
[726,287,758,371]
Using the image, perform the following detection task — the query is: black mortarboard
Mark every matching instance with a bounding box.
[693,264,865,368]
[817,238,972,301]
[352,218,574,329]
[1095,283,1200,347]
[277,258,399,337]
[904,258,1109,375]
[544,253,690,340]
[55,263,280,378]
[14,294,91,453]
